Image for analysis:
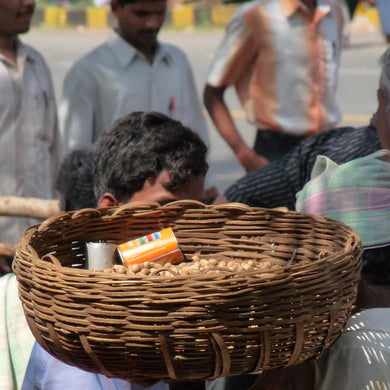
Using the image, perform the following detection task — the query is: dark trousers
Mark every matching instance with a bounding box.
[254,129,306,161]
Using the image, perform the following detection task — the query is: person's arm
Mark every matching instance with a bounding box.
[37,54,61,198]
[204,84,268,172]
[203,7,268,172]
[223,119,324,209]
[47,74,60,197]
[222,122,330,208]
[50,114,60,197]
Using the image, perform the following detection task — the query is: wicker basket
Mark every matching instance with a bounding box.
[13,201,362,382]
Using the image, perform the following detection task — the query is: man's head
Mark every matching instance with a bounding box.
[296,150,390,309]
[93,111,208,207]
[0,0,35,38]
[110,0,166,54]
[375,47,390,149]
[56,148,96,212]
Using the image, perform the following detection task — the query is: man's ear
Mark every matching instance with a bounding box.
[377,87,390,109]
[98,193,120,208]
[378,88,384,106]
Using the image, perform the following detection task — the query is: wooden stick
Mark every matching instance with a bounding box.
[0,196,61,219]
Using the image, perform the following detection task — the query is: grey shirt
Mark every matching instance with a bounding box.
[0,40,59,243]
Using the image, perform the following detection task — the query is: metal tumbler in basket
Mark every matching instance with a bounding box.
[85,242,117,270]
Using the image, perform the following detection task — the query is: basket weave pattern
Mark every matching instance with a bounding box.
[13,201,362,382]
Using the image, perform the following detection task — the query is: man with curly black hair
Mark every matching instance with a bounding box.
[94,111,208,207]
[22,111,208,390]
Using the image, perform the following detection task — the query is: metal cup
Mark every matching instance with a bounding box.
[85,242,117,270]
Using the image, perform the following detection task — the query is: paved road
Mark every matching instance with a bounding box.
[24,28,387,193]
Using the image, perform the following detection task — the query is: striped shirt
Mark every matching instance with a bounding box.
[206,0,345,135]
[224,124,381,210]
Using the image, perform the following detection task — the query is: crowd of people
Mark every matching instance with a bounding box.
[0,0,389,389]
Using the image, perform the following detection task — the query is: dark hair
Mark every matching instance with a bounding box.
[362,245,390,285]
[93,111,208,202]
[56,148,96,211]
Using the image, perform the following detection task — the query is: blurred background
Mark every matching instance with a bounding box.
[26,0,388,193]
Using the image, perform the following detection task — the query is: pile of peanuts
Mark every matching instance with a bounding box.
[104,254,286,278]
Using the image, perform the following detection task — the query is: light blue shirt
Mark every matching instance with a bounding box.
[22,342,169,390]
[59,29,216,191]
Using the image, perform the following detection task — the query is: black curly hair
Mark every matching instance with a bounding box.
[56,148,96,211]
[93,111,208,202]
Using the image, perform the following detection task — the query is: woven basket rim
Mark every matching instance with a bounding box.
[15,201,362,282]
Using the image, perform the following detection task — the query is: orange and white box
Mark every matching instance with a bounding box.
[117,227,184,266]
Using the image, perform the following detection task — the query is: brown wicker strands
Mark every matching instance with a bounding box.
[13,201,362,382]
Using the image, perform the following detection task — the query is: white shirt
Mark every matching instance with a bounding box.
[313,309,390,390]
[278,309,390,390]
[59,30,216,190]
[0,40,59,243]
[207,0,344,135]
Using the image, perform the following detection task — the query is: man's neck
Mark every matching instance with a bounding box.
[115,28,157,65]
[0,34,17,64]
[138,43,157,65]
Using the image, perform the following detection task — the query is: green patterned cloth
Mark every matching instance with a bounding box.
[296,149,390,248]
[0,273,34,390]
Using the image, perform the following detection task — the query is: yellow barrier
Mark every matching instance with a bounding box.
[57,7,67,28]
[355,4,380,27]
[86,7,108,29]
[172,5,194,29]
[44,7,67,28]
[44,7,57,27]
[211,5,236,26]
